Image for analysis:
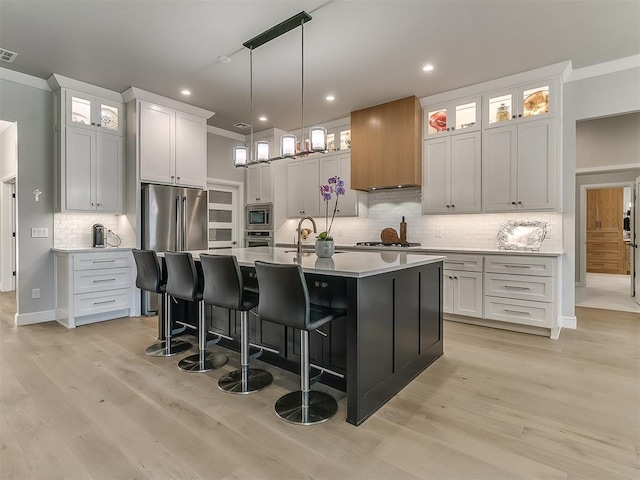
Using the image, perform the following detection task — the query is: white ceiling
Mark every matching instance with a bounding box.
[1,1,639,133]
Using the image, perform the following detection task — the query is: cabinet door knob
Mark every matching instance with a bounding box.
[97,203,102,206]
[451,126,455,130]
[511,201,516,205]
[446,127,450,131]
[512,115,516,119]
[451,204,455,208]
[91,122,96,126]
[91,202,95,206]
[96,124,101,127]
[171,175,175,179]
[518,201,522,205]
[518,114,523,118]
[177,177,180,181]
[446,205,451,208]
[454,276,458,280]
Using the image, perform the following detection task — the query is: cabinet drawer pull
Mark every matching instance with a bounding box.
[93,299,117,305]
[504,308,530,315]
[446,261,465,265]
[314,328,328,337]
[92,278,116,283]
[92,259,116,263]
[504,264,531,268]
[503,285,531,290]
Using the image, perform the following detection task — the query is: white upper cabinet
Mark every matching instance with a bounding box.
[246,162,273,204]
[318,152,365,217]
[482,118,556,211]
[139,101,207,189]
[483,80,556,129]
[423,131,481,214]
[66,90,123,135]
[424,96,481,137]
[287,158,320,218]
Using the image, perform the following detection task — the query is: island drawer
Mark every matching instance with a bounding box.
[483,296,553,328]
[73,288,132,317]
[73,252,132,270]
[73,268,132,294]
[442,254,483,272]
[484,255,554,277]
[484,273,554,303]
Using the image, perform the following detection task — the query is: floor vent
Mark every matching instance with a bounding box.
[233,122,251,129]
[0,48,18,63]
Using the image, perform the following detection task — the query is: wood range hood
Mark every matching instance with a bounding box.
[350,95,422,191]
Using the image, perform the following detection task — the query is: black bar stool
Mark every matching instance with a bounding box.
[200,254,273,394]
[254,261,345,425]
[132,249,192,357]
[164,252,227,373]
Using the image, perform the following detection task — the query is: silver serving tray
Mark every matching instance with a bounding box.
[497,220,547,251]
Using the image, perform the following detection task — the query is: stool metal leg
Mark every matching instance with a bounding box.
[178,301,227,372]
[219,310,272,394]
[275,330,337,425]
[145,293,192,357]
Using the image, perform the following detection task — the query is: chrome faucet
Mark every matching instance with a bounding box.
[297,216,317,256]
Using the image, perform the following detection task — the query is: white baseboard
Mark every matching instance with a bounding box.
[15,309,56,326]
[559,315,577,329]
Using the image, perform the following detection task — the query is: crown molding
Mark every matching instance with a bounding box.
[207,125,245,141]
[47,74,123,102]
[0,67,50,91]
[566,55,640,83]
[122,87,214,119]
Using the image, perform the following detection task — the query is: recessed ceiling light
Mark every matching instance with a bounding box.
[258,116,267,122]
[326,95,335,101]
[181,89,191,95]
[422,64,434,72]
[218,55,231,64]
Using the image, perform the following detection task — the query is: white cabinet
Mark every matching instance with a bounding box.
[54,85,125,213]
[139,101,206,189]
[483,255,556,329]
[482,118,555,211]
[65,89,123,135]
[422,131,481,214]
[246,163,273,204]
[318,152,366,217]
[65,128,123,212]
[441,254,483,318]
[287,158,320,217]
[483,80,556,129]
[444,270,483,318]
[424,96,481,138]
[54,250,134,328]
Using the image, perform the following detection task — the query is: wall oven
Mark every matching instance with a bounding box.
[246,203,272,231]
[245,230,272,247]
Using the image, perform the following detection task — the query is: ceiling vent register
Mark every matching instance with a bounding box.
[0,48,18,63]
[233,122,252,130]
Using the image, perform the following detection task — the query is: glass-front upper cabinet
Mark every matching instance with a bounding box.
[424,96,481,137]
[65,90,123,135]
[483,80,555,128]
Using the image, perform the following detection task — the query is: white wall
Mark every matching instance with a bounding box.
[563,62,640,323]
[207,131,245,184]
[576,113,640,170]
[0,74,55,320]
[0,123,17,178]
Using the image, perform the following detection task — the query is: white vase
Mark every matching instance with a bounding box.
[315,239,335,258]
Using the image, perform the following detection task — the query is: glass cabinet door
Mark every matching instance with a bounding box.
[484,81,554,128]
[425,105,449,136]
[485,89,517,127]
[98,100,121,134]
[425,97,480,137]
[453,97,480,133]
[66,91,94,129]
[521,83,550,119]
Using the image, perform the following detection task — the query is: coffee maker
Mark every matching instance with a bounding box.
[92,224,106,248]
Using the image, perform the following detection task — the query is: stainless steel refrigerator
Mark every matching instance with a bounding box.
[142,184,208,315]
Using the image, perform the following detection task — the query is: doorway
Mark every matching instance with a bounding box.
[0,120,17,297]
[206,179,243,249]
[577,182,638,312]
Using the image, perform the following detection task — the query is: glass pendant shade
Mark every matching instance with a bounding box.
[233,146,248,167]
[281,134,297,157]
[310,127,327,151]
[256,141,270,162]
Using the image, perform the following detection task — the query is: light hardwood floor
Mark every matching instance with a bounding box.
[1,291,638,480]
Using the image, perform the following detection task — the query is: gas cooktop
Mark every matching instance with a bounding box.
[356,242,421,248]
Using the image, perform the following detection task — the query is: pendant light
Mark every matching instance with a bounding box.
[234,11,327,167]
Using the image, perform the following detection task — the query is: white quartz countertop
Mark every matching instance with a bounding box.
[277,243,563,257]
[162,247,446,278]
[52,247,134,253]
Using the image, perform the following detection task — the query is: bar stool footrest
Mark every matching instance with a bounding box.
[218,368,273,394]
[274,390,338,425]
[145,339,192,357]
[178,352,227,373]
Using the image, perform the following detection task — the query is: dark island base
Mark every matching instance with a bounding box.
[164,260,443,426]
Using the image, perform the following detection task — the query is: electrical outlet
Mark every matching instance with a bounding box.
[32,288,40,299]
[436,229,442,238]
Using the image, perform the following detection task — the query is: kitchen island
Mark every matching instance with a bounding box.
[173,247,445,426]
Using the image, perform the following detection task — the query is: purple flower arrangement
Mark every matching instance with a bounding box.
[318,176,345,241]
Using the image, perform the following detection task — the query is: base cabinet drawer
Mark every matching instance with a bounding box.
[73,252,132,270]
[485,255,554,277]
[443,254,483,272]
[73,288,132,317]
[73,268,131,294]
[484,296,553,328]
[484,273,554,302]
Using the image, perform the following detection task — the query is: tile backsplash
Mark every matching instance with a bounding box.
[276,188,563,251]
[54,213,120,248]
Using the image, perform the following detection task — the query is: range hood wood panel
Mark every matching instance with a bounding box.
[351,96,422,191]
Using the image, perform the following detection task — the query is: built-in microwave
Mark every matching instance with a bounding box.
[246,203,272,231]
